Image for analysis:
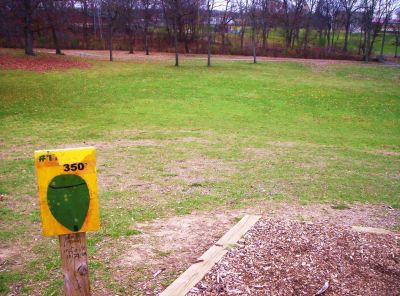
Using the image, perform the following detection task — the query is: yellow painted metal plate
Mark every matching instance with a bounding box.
[34,147,100,236]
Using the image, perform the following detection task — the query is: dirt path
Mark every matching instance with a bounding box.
[35,48,365,66]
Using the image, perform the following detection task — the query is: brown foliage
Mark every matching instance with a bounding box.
[0,54,91,72]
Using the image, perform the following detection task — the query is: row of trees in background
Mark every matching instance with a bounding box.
[1,0,399,64]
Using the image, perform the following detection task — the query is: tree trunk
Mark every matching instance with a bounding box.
[291,29,297,48]
[358,28,364,55]
[365,28,370,62]
[128,29,135,54]
[318,29,323,46]
[184,40,189,53]
[109,24,113,62]
[207,33,211,66]
[379,20,388,59]
[327,26,331,52]
[395,34,399,58]
[144,26,149,55]
[303,24,310,52]
[343,17,350,52]
[93,3,97,38]
[262,26,268,52]
[129,40,133,54]
[330,28,336,53]
[51,25,62,54]
[240,28,245,52]
[44,0,62,55]
[83,0,89,49]
[364,6,374,63]
[174,27,179,66]
[286,27,294,49]
[221,32,225,54]
[252,26,256,63]
[23,0,34,55]
[207,18,212,66]
[98,7,105,50]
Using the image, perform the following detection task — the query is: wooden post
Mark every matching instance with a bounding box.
[59,233,91,296]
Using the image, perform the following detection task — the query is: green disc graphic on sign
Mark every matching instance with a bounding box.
[47,175,90,232]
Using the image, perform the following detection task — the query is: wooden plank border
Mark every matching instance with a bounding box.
[160,214,261,296]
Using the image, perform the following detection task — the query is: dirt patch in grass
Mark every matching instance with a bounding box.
[116,209,255,294]
[172,137,210,144]
[267,141,298,147]
[192,218,400,296]
[0,54,91,72]
[0,136,208,161]
[52,139,160,150]
[244,144,330,171]
[167,157,236,184]
[244,148,276,159]
[0,247,20,266]
[374,149,400,157]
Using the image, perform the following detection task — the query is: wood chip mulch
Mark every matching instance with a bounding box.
[189,219,400,296]
[0,54,91,72]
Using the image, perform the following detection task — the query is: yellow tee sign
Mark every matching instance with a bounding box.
[34,147,100,236]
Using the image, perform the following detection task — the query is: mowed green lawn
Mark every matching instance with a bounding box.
[0,51,399,295]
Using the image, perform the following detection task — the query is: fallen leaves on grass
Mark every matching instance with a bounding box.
[0,54,91,72]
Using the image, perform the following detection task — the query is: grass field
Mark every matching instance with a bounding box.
[0,50,399,295]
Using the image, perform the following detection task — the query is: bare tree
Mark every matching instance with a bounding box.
[259,0,271,51]
[360,0,381,61]
[42,0,69,55]
[161,0,180,65]
[205,0,215,66]
[236,0,249,52]
[282,0,306,49]
[0,1,21,49]
[328,0,341,52]
[303,0,318,51]
[162,0,200,65]
[249,0,259,62]
[3,0,397,59]
[394,10,400,57]
[123,0,140,54]
[378,0,399,60]
[339,0,360,52]
[141,0,156,55]
[218,0,234,54]
[102,0,123,61]
[12,0,40,55]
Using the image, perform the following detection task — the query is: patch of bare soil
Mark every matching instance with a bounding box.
[373,149,400,157]
[113,210,253,294]
[0,54,91,72]
[167,157,236,184]
[0,247,19,268]
[50,139,160,151]
[191,218,400,296]
[244,148,276,160]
